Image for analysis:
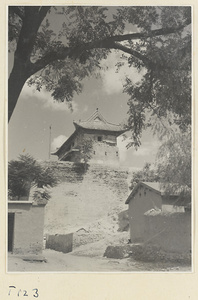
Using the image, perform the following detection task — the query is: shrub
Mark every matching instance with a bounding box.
[8,154,57,200]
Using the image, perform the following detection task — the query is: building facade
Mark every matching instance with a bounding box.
[125,182,185,243]
[8,199,47,255]
[52,109,126,165]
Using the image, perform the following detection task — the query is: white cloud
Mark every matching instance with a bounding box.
[117,135,161,163]
[21,84,78,112]
[133,141,161,157]
[51,135,67,152]
[82,105,88,113]
[100,52,144,95]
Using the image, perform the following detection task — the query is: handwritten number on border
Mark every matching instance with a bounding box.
[8,286,16,296]
[8,286,39,297]
[32,289,39,298]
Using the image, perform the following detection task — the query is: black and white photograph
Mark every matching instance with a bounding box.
[7,5,192,273]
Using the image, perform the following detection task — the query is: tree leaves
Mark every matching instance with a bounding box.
[130,163,160,190]
[129,127,191,201]
[156,128,191,201]
[9,5,191,140]
[8,154,57,200]
[78,138,93,169]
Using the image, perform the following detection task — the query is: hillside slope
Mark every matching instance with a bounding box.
[43,161,131,238]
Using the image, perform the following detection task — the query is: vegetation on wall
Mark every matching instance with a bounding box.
[78,138,93,170]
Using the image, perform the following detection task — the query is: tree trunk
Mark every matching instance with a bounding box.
[8,58,28,122]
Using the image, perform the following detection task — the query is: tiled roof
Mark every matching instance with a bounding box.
[125,181,172,204]
[74,109,126,134]
[142,182,190,196]
[51,131,77,156]
[125,181,190,204]
[52,109,127,156]
[142,182,162,192]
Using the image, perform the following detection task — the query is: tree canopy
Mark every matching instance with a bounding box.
[8,154,57,200]
[156,127,191,200]
[129,126,191,202]
[129,162,160,190]
[8,6,191,147]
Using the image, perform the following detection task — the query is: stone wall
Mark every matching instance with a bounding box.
[58,128,120,165]
[46,233,73,253]
[82,131,119,165]
[143,212,191,253]
[43,161,131,235]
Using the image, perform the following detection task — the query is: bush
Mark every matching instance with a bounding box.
[8,154,57,200]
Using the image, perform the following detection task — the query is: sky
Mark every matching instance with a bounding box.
[8,7,161,170]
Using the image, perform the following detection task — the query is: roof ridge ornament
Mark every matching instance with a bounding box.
[85,109,107,123]
[71,109,127,134]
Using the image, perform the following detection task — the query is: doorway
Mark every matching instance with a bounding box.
[8,213,15,252]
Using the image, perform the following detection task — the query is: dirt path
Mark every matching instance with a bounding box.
[8,249,191,273]
[8,250,141,272]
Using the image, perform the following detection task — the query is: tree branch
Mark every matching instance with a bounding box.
[14,6,51,65]
[105,21,191,43]
[109,42,151,66]
[28,48,71,75]
[10,6,24,20]
[24,6,40,17]
[30,38,149,75]
[29,20,191,76]
[38,6,51,23]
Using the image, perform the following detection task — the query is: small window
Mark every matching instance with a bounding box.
[93,151,95,155]
[139,192,141,197]
[116,151,118,156]
[98,136,102,141]
[105,152,107,156]
[72,142,74,147]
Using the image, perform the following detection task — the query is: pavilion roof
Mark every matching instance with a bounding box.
[52,109,127,156]
[73,109,126,134]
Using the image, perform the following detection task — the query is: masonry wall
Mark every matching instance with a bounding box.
[79,130,120,165]
[83,130,119,165]
[60,129,120,165]
[91,141,119,165]
[43,161,131,235]
[46,233,73,253]
[143,212,191,253]
[128,187,162,242]
[8,201,46,255]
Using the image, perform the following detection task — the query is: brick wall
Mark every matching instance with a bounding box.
[58,128,120,165]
